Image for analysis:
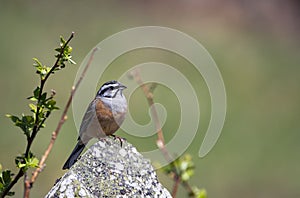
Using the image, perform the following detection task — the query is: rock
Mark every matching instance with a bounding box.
[46,137,172,197]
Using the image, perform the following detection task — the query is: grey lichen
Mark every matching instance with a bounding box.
[46,137,171,197]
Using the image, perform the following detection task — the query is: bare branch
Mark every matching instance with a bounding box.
[130,69,195,198]
[171,175,181,197]
[130,69,173,161]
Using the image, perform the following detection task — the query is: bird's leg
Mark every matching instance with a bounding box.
[110,134,126,147]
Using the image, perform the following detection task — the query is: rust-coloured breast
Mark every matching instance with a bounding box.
[95,99,126,136]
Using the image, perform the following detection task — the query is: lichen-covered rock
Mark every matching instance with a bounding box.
[46,137,171,198]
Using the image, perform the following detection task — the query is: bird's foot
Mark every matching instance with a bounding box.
[110,135,126,147]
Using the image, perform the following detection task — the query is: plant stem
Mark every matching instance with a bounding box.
[24,47,98,198]
[172,175,181,197]
[1,32,74,198]
[25,32,74,157]
[131,70,195,198]
[0,169,23,198]
[131,69,172,162]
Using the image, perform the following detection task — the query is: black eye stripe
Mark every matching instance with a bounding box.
[99,87,111,96]
[98,84,119,96]
[97,80,125,97]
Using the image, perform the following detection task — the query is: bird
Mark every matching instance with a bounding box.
[62,80,127,170]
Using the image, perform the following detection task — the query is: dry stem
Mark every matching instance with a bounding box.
[131,69,196,197]
[130,69,181,196]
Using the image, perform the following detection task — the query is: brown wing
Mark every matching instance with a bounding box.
[95,99,126,135]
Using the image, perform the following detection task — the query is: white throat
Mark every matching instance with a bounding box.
[101,91,127,113]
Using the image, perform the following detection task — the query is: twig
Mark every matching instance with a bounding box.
[0,33,75,198]
[23,47,98,198]
[130,69,195,198]
[172,175,181,197]
[130,69,173,162]
[23,173,29,198]
[25,32,75,156]
[182,181,194,197]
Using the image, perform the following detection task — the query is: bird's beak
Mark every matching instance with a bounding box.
[118,83,127,90]
[118,83,126,97]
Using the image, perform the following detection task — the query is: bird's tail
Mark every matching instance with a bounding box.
[62,142,85,170]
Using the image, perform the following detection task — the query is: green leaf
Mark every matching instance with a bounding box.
[181,172,190,181]
[54,36,76,69]
[33,87,40,98]
[0,168,16,196]
[6,114,34,138]
[6,114,21,124]
[29,103,37,113]
[15,153,39,171]
[45,99,59,110]
[32,58,42,68]
[27,157,39,168]
[161,154,195,182]
[196,188,207,198]
[16,163,26,168]
[22,115,34,126]
[2,171,12,184]
[15,155,25,169]
[60,36,66,46]
[180,161,189,171]
[38,92,48,107]
[55,47,62,53]
[27,96,38,102]
[0,169,15,196]
[68,58,76,65]
[33,58,51,79]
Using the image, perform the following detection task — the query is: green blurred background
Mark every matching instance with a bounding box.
[1,1,299,197]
